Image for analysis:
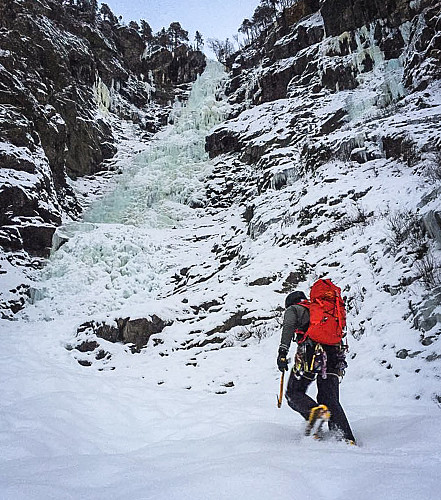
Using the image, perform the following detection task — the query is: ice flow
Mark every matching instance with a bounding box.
[86,60,228,226]
[27,61,228,320]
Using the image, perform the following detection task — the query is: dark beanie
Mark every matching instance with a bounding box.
[285,291,307,308]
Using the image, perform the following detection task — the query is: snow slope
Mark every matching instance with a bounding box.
[1,59,441,500]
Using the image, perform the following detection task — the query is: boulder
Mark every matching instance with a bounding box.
[16,224,56,257]
[77,315,172,353]
[121,316,169,352]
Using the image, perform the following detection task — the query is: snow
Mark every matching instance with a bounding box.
[1,318,440,500]
[1,57,441,500]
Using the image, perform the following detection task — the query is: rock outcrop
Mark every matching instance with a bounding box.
[208,0,441,173]
[76,315,172,355]
[223,0,436,112]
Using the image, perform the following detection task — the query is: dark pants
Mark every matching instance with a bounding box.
[285,344,355,441]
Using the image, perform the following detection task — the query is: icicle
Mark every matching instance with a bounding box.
[93,74,112,113]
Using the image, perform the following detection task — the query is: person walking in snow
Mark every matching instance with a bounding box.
[277,289,356,443]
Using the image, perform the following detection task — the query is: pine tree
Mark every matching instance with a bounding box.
[194,31,204,51]
[167,22,189,50]
[156,28,172,49]
[128,21,140,31]
[100,3,118,25]
[140,20,153,42]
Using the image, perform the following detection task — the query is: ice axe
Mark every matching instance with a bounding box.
[277,357,290,407]
[277,370,285,408]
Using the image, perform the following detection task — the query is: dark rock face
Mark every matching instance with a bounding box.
[206,129,242,159]
[222,0,438,116]
[320,0,413,37]
[224,0,324,108]
[77,315,172,353]
[280,0,320,28]
[208,0,440,171]
[144,45,207,105]
[121,316,169,351]
[17,224,56,257]
[403,2,441,90]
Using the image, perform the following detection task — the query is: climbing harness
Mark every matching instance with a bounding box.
[310,343,328,379]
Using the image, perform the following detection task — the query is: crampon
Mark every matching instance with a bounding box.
[305,404,331,440]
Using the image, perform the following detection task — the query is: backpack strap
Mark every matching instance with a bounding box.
[335,290,343,329]
[295,329,308,344]
[293,301,310,343]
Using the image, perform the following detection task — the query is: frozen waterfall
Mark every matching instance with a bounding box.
[27,61,228,319]
[85,60,228,227]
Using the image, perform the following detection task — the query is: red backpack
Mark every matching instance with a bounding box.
[300,279,346,345]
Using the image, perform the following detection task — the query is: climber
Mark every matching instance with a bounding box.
[277,286,356,443]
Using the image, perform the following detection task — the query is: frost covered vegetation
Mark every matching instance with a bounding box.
[1,0,441,499]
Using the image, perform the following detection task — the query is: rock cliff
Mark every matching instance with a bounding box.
[208,0,440,183]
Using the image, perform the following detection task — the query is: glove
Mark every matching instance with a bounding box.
[277,348,288,372]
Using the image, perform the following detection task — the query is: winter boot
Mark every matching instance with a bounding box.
[305,404,331,438]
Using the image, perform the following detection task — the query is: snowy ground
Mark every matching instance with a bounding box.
[1,315,440,500]
[1,62,441,499]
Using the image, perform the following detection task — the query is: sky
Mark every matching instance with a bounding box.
[102,0,260,47]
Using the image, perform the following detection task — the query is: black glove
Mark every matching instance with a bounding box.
[277,348,288,372]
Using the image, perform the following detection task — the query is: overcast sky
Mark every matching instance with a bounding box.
[102,0,260,46]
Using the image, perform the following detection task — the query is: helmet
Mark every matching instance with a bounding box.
[285,291,307,308]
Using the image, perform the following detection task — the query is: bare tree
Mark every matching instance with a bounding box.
[208,38,235,64]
